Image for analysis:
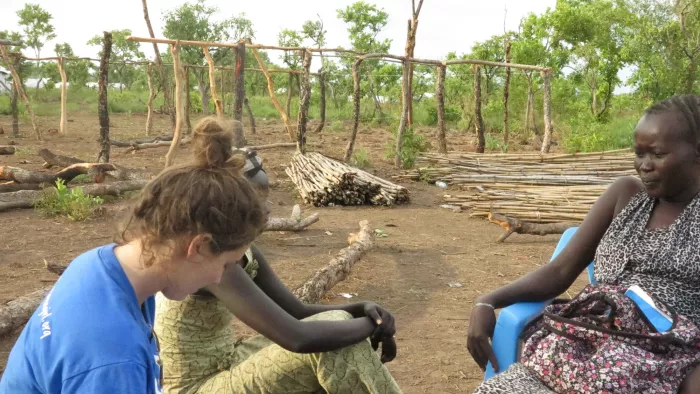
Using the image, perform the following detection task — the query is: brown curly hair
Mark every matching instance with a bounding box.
[118,117,267,266]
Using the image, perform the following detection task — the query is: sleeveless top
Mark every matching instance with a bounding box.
[595,190,700,325]
[153,249,259,392]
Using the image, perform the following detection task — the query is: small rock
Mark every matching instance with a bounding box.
[448,282,464,288]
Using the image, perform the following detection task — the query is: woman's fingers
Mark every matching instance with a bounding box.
[380,337,397,363]
[366,307,383,326]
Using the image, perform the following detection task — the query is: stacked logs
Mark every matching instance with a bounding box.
[286,152,409,207]
[396,149,636,226]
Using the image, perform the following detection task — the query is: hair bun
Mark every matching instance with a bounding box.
[192,117,243,170]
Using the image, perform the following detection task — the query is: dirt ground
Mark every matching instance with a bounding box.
[0,112,585,393]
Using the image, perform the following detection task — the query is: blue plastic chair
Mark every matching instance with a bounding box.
[483,227,596,380]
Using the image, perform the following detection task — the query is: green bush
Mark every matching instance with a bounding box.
[425,105,461,126]
[35,179,104,221]
[384,125,431,168]
[351,148,371,168]
[561,115,636,153]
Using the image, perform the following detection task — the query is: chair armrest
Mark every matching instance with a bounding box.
[484,300,551,380]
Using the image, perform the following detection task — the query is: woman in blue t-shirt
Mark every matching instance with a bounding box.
[0,117,268,394]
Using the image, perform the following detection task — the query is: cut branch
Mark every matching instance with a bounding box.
[343,59,362,162]
[202,46,223,117]
[540,70,553,154]
[244,97,256,134]
[0,287,52,337]
[38,149,152,181]
[233,41,247,147]
[436,65,447,154]
[265,204,319,232]
[488,212,577,243]
[0,182,43,193]
[474,65,485,153]
[146,63,155,135]
[293,220,374,303]
[315,70,326,133]
[296,50,312,153]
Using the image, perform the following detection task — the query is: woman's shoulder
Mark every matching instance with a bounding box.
[608,176,645,216]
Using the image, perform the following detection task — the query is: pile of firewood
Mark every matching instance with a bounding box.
[286,152,409,206]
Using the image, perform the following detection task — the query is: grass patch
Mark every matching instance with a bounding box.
[351,148,371,169]
[35,179,104,221]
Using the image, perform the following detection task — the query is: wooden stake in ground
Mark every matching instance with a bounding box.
[436,64,447,154]
[97,32,112,163]
[165,41,186,168]
[293,220,374,303]
[473,65,485,153]
[541,69,553,154]
[0,45,41,141]
[58,57,68,135]
[202,46,223,117]
[343,59,362,162]
[503,41,512,147]
[184,66,192,135]
[0,180,148,212]
[395,57,411,167]
[233,41,247,147]
[296,50,312,154]
[141,0,175,130]
[244,97,256,134]
[488,212,577,243]
[0,287,52,337]
[10,74,19,137]
[315,70,326,133]
[251,48,296,141]
[146,63,156,135]
[266,204,320,231]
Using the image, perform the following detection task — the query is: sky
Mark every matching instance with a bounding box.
[1,0,557,70]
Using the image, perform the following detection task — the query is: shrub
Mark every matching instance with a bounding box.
[35,179,104,221]
[384,125,431,168]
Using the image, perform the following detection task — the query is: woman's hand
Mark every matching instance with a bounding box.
[378,336,397,364]
[363,302,396,343]
[466,303,498,372]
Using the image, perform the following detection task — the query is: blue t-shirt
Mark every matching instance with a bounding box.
[0,244,163,394]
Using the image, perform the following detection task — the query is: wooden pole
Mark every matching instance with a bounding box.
[343,59,362,162]
[220,69,226,115]
[202,46,223,117]
[297,50,312,154]
[541,69,553,154]
[395,58,411,167]
[436,64,447,154]
[503,41,512,147]
[244,97,256,134]
[10,62,20,137]
[250,48,295,141]
[474,65,485,153]
[141,0,175,130]
[285,73,293,120]
[146,63,155,135]
[58,57,68,135]
[97,32,112,163]
[233,41,246,147]
[315,70,326,133]
[184,66,191,135]
[165,41,186,168]
[0,45,41,141]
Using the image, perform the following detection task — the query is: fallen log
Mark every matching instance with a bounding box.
[0,146,16,155]
[0,180,148,212]
[0,287,52,337]
[38,149,153,181]
[0,163,116,184]
[293,220,374,304]
[488,212,577,243]
[0,182,44,193]
[265,204,319,231]
[111,135,172,147]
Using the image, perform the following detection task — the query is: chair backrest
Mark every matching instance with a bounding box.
[554,227,596,284]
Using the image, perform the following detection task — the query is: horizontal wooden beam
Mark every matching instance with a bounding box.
[0,40,22,46]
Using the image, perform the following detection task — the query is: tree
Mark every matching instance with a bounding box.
[16,3,56,97]
[0,30,30,136]
[337,1,392,121]
[88,30,145,92]
[163,0,254,114]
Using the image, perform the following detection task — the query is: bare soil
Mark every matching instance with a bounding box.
[0,112,584,392]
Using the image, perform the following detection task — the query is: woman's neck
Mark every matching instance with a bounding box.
[113,240,168,305]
